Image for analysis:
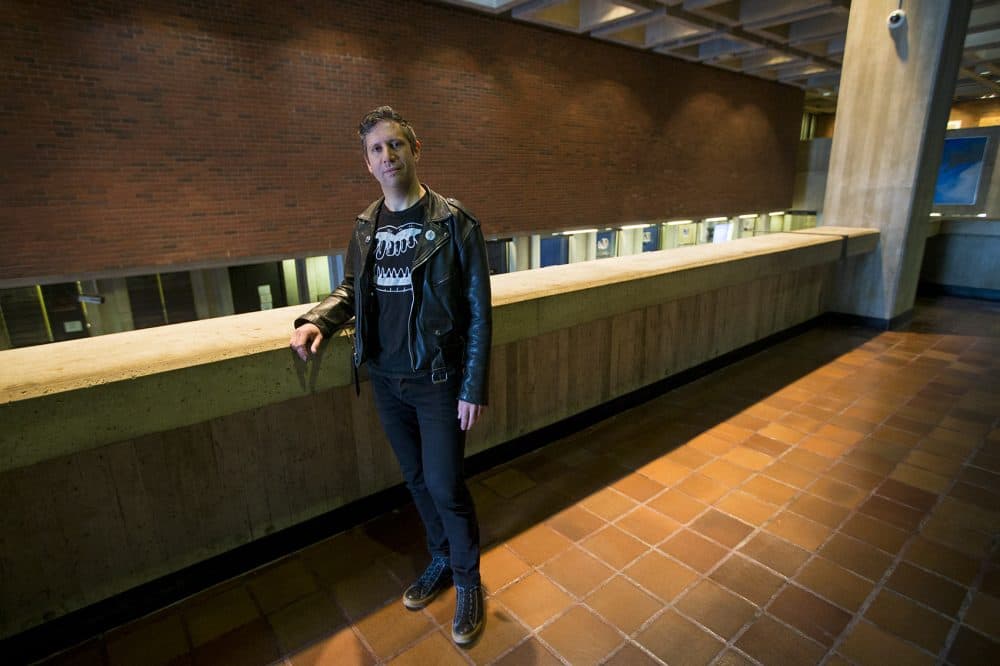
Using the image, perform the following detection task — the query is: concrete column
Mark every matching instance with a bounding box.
[822,0,971,325]
[513,236,532,272]
[568,233,590,263]
[86,278,134,335]
[0,305,11,350]
[282,260,300,306]
[620,228,644,255]
[793,139,832,215]
[190,268,235,320]
[584,232,597,261]
[305,257,333,303]
[663,223,681,249]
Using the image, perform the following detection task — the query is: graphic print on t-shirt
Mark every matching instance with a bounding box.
[371,196,425,375]
[374,223,421,293]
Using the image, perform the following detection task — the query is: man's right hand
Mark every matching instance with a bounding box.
[290,323,324,362]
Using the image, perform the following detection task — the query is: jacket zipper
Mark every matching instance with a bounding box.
[355,221,373,368]
[408,226,450,371]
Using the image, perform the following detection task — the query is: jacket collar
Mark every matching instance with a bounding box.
[357,185,451,225]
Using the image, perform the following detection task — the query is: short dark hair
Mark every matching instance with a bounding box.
[358,105,418,153]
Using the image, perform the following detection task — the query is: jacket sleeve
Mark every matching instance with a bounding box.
[293,232,358,337]
[456,212,493,406]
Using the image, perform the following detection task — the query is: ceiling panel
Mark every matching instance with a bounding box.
[437,0,1000,111]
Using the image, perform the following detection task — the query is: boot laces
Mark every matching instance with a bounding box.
[455,584,480,624]
[416,556,448,593]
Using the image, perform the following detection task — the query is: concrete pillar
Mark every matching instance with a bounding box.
[513,236,532,272]
[822,0,971,325]
[0,306,11,350]
[568,232,591,263]
[305,256,333,303]
[663,223,681,249]
[190,268,235,320]
[282,260,300,306]
[620,228,644,255]
[584,232,597,261]
[793,139,832,216]
[85,278,134,335]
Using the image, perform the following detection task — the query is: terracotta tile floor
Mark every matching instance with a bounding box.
[42,296,1000,665]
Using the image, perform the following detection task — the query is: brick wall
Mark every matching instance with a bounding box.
[0,0,803,283]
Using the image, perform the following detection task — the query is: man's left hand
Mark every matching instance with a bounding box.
[458,400,484,431]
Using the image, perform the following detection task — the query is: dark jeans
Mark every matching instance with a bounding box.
[369,371,481,586]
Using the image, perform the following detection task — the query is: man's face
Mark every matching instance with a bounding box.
[363,120,420,192]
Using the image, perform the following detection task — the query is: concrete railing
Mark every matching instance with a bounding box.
[922,219,1000,295]
[0,226,878,639]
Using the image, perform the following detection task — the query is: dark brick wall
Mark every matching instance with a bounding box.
[0,0,803,282]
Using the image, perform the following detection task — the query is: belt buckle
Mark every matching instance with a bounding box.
[431,369,448,384]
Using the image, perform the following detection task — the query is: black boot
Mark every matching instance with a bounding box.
[452,584,484,646]
[402,556,452,610]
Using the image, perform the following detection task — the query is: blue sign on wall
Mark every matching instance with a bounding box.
[540,236,568,267]
[934,136,988,205]
[596,231,617,259]
[641,225,660,252]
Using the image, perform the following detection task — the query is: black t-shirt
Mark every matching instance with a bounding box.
[368,194,427,376]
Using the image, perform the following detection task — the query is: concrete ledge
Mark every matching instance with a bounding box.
[792,225,881,256]
[1,230,872,472]
[939,219,1000,236]
[921,220,1000,293]
[0,227,881,640]
[927,219,1000,238]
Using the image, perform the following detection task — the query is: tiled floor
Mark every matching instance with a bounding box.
[43,296,1000,665]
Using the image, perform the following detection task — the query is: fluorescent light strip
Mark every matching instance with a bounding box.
[561,228,598,235]
[666,219,693,226]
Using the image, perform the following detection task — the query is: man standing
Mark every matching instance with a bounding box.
[290,106,491,646]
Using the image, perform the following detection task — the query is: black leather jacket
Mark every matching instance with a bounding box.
[295,187,492,405]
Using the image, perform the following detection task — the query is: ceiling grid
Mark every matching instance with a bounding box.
[437,0,1000,113]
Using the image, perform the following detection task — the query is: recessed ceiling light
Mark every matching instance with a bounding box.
[980,70,991,75]
[930,212,942,217]
[821,91,831,96]
[976,213,987,217]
